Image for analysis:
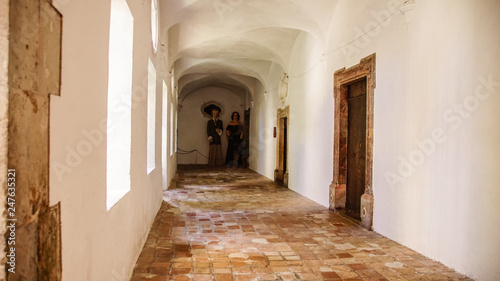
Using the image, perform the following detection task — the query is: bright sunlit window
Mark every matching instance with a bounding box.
[151,0,159,53]
[162,81,168,189]
[174,108,178,153]
[147,59,157,174]
[170,102,174,156]
[106,0,134,210]
[170,67,175,98]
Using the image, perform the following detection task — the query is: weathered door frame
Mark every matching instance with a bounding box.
[274,106,289,187]
[330,54,375,230]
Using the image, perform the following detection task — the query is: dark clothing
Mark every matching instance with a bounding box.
[208,143,223,166]
[225,124,243,166]
[207,118,223,165]
[207,119,223,144]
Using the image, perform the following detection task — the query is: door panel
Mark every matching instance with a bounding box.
[277,117,287,183]
[346,79,366,220]
[283,117,287,174]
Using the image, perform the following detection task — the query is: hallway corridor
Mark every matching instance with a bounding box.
[130,167,470,281]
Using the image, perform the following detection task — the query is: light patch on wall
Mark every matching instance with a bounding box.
[170,67,175,98]
[175,108,178,153]
[106,0,134,210]
[162,81,168,189]
[279,73,289,103]
[170,102,174,156]
[147,59,157,174]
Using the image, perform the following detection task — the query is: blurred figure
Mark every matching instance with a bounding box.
[225,111,243,167]
[207,108,224,166]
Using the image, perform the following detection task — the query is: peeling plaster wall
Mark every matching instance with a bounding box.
[0,0,8,278]
[7,0,62,279]
[50,0,172,280]
[177,87,246,165]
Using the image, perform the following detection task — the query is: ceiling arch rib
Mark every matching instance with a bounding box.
[178,72,257,104]
[170,26,302,72]
[175,57,273,90]
[178,74,253,110]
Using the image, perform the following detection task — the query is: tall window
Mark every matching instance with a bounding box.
[162,81,168,189]
[170,102,175,156]
[147,59,157,174]
[106,0,134,210]
[151,0,159,53]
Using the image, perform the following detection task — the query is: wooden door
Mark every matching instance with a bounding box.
[242,109,250,167]
[346,78,367,220]
[277,117,287,183]
[282,117,287,174]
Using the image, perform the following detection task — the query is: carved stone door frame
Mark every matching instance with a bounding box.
[330,54,375,230]
[274,106,289,187]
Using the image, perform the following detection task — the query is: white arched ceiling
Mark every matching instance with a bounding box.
[175,58,270,88]
[179,73,254,105]
[161,0,340,102]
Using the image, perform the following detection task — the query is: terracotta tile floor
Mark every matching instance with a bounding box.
[130,166,471,281]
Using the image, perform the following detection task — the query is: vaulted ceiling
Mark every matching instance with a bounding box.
[161,0,339,100]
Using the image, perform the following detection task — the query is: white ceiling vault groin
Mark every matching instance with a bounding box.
[160,0,340,103]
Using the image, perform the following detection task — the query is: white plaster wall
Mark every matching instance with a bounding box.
[160,15,178,190]
[322,1,500,280]
[286,31,333,207]
[248,31,334,207]
[0,0,8,278]
[50,0,174,280]
[248,66,280,179]
[249,1,500,279]
[178,87,245,165]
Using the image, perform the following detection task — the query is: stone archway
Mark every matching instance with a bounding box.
[330,54,376,230]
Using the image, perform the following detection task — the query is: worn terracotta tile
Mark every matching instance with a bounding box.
[234,274,257,281]
[321,271,341,279]
[257,273,278,280]
[336,253,353,258]
[349,263,369,271]
[129,166,472,281]
[170,268,190,275]
[129,276,148,281]
[170,276,189,281]
[172,262,191,269]
[214,273,235,281]
[150,267,171,275]
[191,274,214,281]
[297,272,320,280]
[193,267,212,274]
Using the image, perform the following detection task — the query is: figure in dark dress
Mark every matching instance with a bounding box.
[225,111,243,167]
[207,108,224,166]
